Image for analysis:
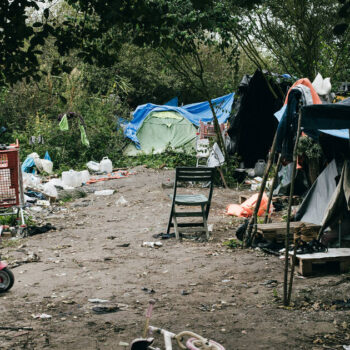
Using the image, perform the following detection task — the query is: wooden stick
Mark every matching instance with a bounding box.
[264,154,282,224]
[283,102,303,306]
[244,131,278,247]
[218,166,228,189]
[0,326,33,331]
[287,239,299,305]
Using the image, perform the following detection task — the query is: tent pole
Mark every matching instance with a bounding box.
[264,153,282,224]
[284,101,303,306]
[244,131,278,247]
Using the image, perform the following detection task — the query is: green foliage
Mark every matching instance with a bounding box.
[115,148,197,169]
[297,136,323,160]
[223,238,241,249]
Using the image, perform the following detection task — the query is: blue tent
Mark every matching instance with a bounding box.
[124,93,235,148]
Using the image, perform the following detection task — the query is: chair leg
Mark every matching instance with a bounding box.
[201,204,209,240]
[173,210,180,240]
[166,202,175,234]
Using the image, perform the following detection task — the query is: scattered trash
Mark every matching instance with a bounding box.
[86,161,100,172]
[99,157,113,173]
[181,289,190,295]
[32,313,52,319]
[141,287,156,294]
[118,342,129,347]
[26,224,56,237]
[260,280,278,287]
[94,189,114,196]
[42,182,58,198]
[88,298,109,304]
[142,241,163,248]
[62,169,81,188]
[254,159,266,177]
[226,193,272,217]
[36,200,50,207]
[116,243,130,247]
[115,196,128,206]
[92,305,120,314]
[152,233,175,239]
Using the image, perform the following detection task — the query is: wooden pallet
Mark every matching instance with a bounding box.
[256,222,320,243]
[290,248,350,276]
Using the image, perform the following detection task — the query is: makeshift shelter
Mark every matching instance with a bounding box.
[291,98,350,244]
[227,70,291,167]
[124,93,234,155]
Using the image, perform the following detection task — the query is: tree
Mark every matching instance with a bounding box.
[226,0,350,82]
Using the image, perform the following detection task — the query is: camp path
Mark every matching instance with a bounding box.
[0,167,349,349]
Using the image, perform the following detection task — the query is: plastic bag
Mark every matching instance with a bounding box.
[41,159,53,174]
[86,161,100,172]
[42,182,58,198]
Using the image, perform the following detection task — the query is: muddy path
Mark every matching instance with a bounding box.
[1,167,349,349]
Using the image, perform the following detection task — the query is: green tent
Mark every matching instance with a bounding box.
[124,111,197,155]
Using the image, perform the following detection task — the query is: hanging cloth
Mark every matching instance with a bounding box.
[79,124,90,147]
[59,114,69,131]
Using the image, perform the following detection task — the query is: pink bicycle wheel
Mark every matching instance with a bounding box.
[186,338,225,350]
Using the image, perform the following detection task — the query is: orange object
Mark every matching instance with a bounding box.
[283,78,322,106]
[226,193,271,217]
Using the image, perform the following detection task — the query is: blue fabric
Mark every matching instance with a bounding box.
[164,97,178,106]
[44,151,51,161]
[274,105,349,140]
[125,93,234,147]
[22,157,36,173]
[116,117,129,131]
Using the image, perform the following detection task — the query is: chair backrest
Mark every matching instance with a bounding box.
[175,167,215,183]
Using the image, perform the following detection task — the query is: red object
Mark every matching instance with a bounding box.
[0,261,8,270]
[199,121,225,139]
[226,193,271,217]
[0,149,20,208]
[283,78,322,106]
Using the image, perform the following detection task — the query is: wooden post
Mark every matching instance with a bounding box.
[264,154,282,224]
[283,102,303,306]
[244,131,278,247]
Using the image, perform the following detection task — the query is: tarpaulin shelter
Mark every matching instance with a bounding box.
[124,93,234,155]
[227,70,291,167]
[293,98,350,244]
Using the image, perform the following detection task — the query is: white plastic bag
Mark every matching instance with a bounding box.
[41,159,53,174]
[42,182,58,198]
[86,161,100,172]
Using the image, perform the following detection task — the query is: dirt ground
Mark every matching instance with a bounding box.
[1,167,350,350]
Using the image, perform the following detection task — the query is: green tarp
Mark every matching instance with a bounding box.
[124,111,196,155]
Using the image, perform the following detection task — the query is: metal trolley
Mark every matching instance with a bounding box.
[0,142,25,228]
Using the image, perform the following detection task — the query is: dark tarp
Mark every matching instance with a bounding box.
[274,162,309,196]
[227,70,291,167]
[301,98,350,130]
[321,160,350,230]
[295,160,340,224]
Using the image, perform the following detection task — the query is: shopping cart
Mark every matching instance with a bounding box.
[0,141,26,231]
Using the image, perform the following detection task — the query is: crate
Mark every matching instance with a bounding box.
[0,149,20,208]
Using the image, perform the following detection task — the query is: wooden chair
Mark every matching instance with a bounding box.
[166,167,215,240]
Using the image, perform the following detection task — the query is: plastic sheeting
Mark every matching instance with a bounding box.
[275,98,350,140]
[295,160,340,225]
[124,93,234,148]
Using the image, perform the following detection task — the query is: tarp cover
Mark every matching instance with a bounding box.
[302,97,350,131]
[295,160,340,225]
[124,93,234,148]
[321,160,350,230]
[275,98,350,139]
